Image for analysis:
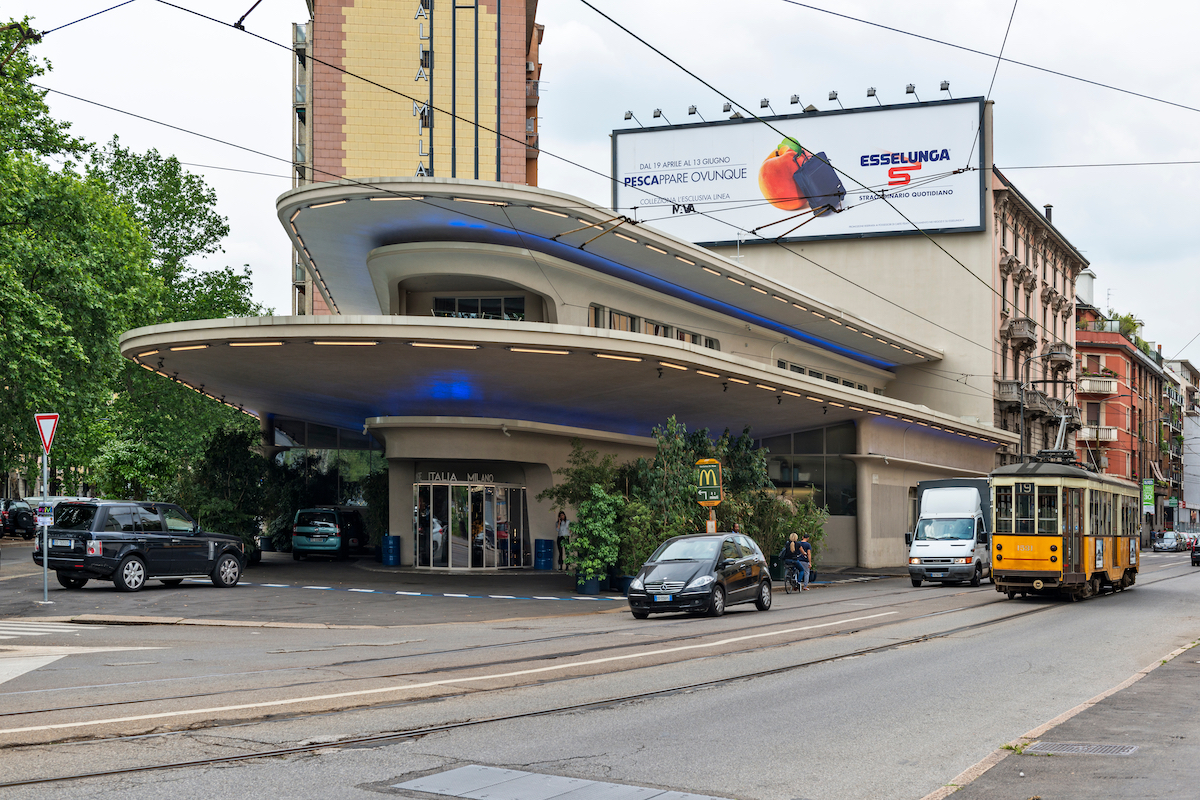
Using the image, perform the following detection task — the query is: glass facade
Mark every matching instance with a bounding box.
[760,422,857,516]
[414,482,531,568]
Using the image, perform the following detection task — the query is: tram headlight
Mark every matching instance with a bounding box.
[995,543,1002,551]
[1050,555,1057,562]
[1050,545,1057,552]
[996,554,1002,561]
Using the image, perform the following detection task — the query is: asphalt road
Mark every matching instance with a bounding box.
[0,547,1196,799]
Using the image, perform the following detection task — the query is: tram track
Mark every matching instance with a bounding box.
[2,565,1191,731]
[1,563,1194,789]
[0,583,997,721]
[0,601,1064,789]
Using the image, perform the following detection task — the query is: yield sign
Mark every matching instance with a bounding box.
[34,413,59,453]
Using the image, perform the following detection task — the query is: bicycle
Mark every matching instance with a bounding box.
[784,561,802,593]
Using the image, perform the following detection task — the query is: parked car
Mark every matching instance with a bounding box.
[32,500,245,592]
[1153,532,1186,552]
[1192,541,1200,567]
[1,499,35,539]
[627,533,772,619]
[291,507,366,560]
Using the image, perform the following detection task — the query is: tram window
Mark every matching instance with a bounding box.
[1015,490,1035,534]
[996,486,1013,533]
[1037,487,1058,534]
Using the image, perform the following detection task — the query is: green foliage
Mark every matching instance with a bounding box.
[0,19,89,159]
[567,484,623,580]
[0,153,157,481]
[260,453,342,550]
[544,416,830,577]
[177,426,265,550]
[537,439,621,509]
[362,469,389,547]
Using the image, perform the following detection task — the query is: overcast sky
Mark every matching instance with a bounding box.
[21,1,1200,360]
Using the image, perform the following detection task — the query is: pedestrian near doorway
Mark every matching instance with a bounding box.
[555,511,570,570]
[798,532,813,590]
[731,522,741,534]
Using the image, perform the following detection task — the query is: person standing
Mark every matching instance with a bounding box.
[555,511,570,570]
[798,532,813,590]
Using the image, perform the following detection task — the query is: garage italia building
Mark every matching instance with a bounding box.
[120,175,1012,570]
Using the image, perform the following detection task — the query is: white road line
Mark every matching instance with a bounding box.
[259,583,290,587]
[532,596,559,600]
[396,591,422,596]
[348,589,375,593]
[489,595,516,599]
[302,586,332,590]
[443,593,469,598]
[0,611,897,735]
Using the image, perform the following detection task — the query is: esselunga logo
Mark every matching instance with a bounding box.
[860,148,951,186]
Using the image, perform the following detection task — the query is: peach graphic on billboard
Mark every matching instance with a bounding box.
[758,137,810,211]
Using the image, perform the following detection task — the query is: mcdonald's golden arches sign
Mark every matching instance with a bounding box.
[696,458,723,506]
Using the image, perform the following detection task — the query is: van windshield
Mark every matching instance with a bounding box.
[915,518,974,541]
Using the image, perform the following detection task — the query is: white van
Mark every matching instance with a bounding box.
[905,479,991,587]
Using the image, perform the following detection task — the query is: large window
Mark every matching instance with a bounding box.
[433,296,525,321]
[761,422,857,516]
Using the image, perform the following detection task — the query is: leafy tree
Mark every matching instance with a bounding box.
[0,19,88,159]
[176,425,265,552]
[567,484,623,581]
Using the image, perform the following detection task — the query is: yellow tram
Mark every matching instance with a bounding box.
[991,461,1140,600]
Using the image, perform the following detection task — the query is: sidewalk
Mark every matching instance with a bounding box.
[930,643,1200,800]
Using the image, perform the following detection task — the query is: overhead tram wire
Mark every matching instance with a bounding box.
[40,0,139,36]
[575,0,1087,362]
[777,0,1200,116]
[137,1,1029,363]
[965,0,1020,168]
[573,0,1078,359]
[999,160,1200,170]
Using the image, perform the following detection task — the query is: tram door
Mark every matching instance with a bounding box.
[1066,487,1083,574]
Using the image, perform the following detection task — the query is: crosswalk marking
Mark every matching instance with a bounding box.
[0,621,98,640]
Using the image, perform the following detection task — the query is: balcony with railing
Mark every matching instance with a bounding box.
[1077,319,1164,367]
[997,380,1022,407]
[1047,341,1073,368]
[1078,426,1119,442]
[1078,376,1118,394]
[1025,390,1052,417]
[526,80,540,106]
[1004,317,1037,349]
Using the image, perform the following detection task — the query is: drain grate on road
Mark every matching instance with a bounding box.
[1024,741,1139,756]
[393,765,731,800]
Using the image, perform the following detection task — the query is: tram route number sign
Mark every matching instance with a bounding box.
[696,459,723,507]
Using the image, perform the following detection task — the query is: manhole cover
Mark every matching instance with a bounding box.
[1025,742,1138,756]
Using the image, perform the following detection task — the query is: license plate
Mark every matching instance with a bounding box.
[51,539,73,548]
[310,536,327,542]
[929,571,946,577]
[654,594,673,602]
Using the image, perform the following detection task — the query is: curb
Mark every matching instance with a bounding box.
[919,639,1199,800]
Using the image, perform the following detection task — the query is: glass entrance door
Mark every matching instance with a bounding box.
[415,482,528,569]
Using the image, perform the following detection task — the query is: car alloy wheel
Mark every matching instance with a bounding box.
[708,585,726,617]
[212,554,241,588]
[115,556,146,592]
[755,580,772,611]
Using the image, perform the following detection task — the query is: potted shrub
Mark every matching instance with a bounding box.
[568,484,622,595]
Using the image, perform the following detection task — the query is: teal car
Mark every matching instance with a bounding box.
[291,507,365,560]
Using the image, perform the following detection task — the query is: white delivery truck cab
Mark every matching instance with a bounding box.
[905,478,991,587]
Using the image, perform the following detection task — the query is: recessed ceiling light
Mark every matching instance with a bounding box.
[614,232,638,243]
[455,197,508,206]
[675,256,696,266]
[792,303,808,311]
[313,340,380,346]
[409,342,477,350]
[531,206,569,217]
[782,390,801,398]
[229,341,284,347]
[756,384,776,391]
[659,361,688,370]
[727,377,749,384]
[169,344,209,351]
[310,199,347,208]
[645,244,668,255]
[510,347,570,355]
[137,350,159,358]
[370,195,423,201]
[594,353,643,362]
[702,267,722,276]
[751,286,768,295]
[727,277,745,286]
[696,370,720,378]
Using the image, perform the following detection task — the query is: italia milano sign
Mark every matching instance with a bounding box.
[612,97,986,245]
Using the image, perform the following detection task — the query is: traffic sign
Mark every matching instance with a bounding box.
[35,413,59,453]
[696,458,723,507]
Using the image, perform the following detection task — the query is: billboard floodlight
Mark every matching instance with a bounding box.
[624,110,643,127]
[867,87,881,106]
[941,80,952,98]
[722,102,732,112]
[829,90,843,109]
[789,94,800,105]
[687,105,706,122]
[760,98,769,108]
[652,108,672,125]
[906,84,920,102]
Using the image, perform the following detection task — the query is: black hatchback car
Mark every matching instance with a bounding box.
[32,500,245,592]
[627,533,772,619]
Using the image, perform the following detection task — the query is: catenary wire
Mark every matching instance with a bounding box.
[40,0,139,36]
[777,0,1200,116]
[42,2,1059,376]
[966,0,1019,168]
[65,5,1031,365]
[574,0,1080,360]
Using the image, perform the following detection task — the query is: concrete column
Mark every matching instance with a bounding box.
[388,459,415,566]
[853,455,873,568]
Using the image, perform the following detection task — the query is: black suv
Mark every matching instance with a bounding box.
[1,499,35,540]
[32,500,245,592]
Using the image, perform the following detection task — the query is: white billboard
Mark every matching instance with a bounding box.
[612,98,985,245]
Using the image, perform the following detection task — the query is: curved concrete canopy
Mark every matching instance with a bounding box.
[277,178,942,372]
[120,316,1011,447]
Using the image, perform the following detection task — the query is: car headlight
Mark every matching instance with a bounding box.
[630,575,644,591]
[685,574,715,591]
[909,557,921,565]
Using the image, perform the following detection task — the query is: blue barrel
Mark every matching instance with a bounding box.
[382,535,401,566]
[534,538,555,570]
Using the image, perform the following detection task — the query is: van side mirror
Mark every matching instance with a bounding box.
[904,532,913,546]
[979,533,989,545]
